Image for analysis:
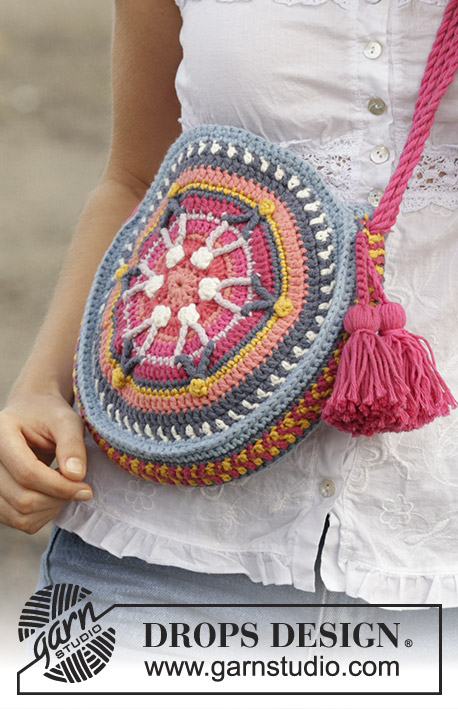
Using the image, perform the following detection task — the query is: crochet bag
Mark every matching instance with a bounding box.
[73,0,458,486]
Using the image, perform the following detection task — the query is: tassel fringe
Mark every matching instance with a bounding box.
[321,301,457,436]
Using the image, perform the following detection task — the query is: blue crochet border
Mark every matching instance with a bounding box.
[75,124,371,462]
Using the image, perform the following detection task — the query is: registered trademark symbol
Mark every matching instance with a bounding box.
[405,638,413,647]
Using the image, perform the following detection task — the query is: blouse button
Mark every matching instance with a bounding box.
[320,479,336,498]
[368,97,386,115]
[368,188,384,207]
[370,145,390,164]
[364,41,383,59]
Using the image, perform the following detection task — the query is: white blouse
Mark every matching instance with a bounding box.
[55,0,458,607]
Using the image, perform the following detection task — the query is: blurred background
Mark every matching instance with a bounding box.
[0,0,112,632]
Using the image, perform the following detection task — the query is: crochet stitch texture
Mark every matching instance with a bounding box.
[73,124,369,486]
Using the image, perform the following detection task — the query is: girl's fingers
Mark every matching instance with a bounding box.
[52,407,88,481]
[0,416,92,501]
[0,464,72,515]
[0,488,65,534]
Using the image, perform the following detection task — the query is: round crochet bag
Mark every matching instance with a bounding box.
[73,0,458,486]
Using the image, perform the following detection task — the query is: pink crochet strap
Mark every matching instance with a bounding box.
[321,1,458,436]
[367,0,458,237]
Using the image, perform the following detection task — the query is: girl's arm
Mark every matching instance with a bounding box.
[0,0,183,533]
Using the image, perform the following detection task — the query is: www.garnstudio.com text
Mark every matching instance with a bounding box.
[143,655,400,682]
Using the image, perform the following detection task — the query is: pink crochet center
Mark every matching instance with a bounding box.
[174,166,308,316]
[126,227,248,356]
[98,168,308,414]
[112,199,268,378]
[117,194,263,359]
[101,227,245,382]
[142,227,246,346]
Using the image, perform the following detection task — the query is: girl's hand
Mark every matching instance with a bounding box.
[0,0,183,537]
[0,389,93,534]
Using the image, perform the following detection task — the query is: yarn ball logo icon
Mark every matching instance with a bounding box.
[18,583,116,683]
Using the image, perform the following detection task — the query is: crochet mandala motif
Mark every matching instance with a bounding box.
[73,124,368,486]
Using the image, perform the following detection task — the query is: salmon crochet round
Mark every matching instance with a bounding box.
[73,124,367,486]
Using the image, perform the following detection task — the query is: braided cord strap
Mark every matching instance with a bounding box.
[321,0,458,435]
[364,0,458,302]
[369,0,458,238]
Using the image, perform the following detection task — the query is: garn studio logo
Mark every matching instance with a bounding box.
[18,583,116,683]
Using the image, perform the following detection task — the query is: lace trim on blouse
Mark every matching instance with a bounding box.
[277,134,362,204]
[274,138,458,212]
[394,128,458,213]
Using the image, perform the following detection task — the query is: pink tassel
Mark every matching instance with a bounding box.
[378,301,457,430]
[321,304,410,436]
[321,2,458,436]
